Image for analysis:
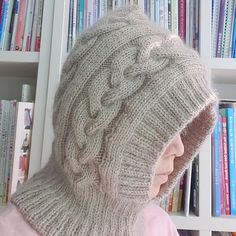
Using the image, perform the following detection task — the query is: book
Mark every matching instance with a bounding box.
[220,102,236,215]
[212,108,221,216]
[184,164,192,216]
[10,102,34,195]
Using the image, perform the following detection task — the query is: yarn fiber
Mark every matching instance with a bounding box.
[11,5,217,236]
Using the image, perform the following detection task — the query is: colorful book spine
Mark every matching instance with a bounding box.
[30,0,39,51]
[79,0,84,33]
[216,0,225,57]
[0,0,10,50]
[14,0,27,50]
[213,108,221,216]
[222,0,235,58]
[221,113,230,215]
[34,0,43,51]
[226,105,236,215]
[22,0,35,51]
[10,0,20,50]
[178,0,186,42]
[212,0,220,57]
[219,113,225,215]
[231,4,236,57]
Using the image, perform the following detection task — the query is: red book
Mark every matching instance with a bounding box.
[221,116,230,215]
[219,114,225,215]
[178,0,186,41]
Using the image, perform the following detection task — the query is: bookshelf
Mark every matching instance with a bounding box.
[38,1,236,236]
[0,0,54,182]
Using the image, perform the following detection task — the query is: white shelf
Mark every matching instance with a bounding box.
[0,51,39,77]
[204,58,236,84]
[210,217,236,232]
[0,51,39,63]
[171,215,203,230]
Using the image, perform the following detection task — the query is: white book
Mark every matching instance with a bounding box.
[184,164,192,216]
[87,0,93,27]
[164,0,168,29]
[72,0,77,47]
[150,0,155,22]
[22,0,35,51]
[159,0,165,27]
[34,0,44,51]
[173,0,178,35]
[11,102,34,195]
[30,0,39,51]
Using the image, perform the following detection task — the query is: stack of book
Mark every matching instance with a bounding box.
[67,0,200,51]
[212,0,236,58]
[212,100,236,217]
[0,0,44,51]
[0,84,34,206]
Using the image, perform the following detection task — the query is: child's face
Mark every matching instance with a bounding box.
[149,134,184,198]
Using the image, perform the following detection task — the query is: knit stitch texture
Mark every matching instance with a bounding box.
[11,5,218,236]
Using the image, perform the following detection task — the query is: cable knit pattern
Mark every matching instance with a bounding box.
[11,5,218,236]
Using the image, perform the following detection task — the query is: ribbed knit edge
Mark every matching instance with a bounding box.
[118,72,218,202]
[11,157,145,236]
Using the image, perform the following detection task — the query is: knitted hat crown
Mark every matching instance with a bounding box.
[52,5,217,203]
[11,6,218,236]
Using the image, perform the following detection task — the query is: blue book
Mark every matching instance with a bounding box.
[231,6,236,58]
[0,0,9,47]
[79,0,84,33]
[213,107,221,217]
[221,103,236,215]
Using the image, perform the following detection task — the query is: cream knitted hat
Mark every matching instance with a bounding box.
[11,5,217,236]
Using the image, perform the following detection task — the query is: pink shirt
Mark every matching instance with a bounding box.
[0,203,179,236]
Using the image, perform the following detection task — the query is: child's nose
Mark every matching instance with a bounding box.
[174,134,184,157]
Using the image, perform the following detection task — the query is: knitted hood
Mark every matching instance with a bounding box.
[11,5,217,236]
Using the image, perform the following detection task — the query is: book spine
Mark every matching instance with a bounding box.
[226,107,236,215]
[178,174,184,211]
[79,0,84,33]
[11,102,34,195]
[2,0,15,50]
[155,0,160,23]
[72,0,77,47]
[178,0,186,41]
[167,0,171,30]
[212,0,220,57]
[213,109,221,216]
[231,3,236,57]
[34,0,43,51]
[10,0,19,51]
[0,101,10,205]
[14,0,27,50]
[221,114,230,215]
[159,0,165,27]
[222,0,235,57]
[67,0,73,51]
[150,0,155,22]
[0,0,10,50]
[22,0,35,51]
[218,113,225,215]
[30,0,39,51]
[216,0,225,57]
